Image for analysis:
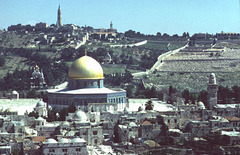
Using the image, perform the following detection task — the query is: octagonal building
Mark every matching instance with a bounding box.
[47,55,126,112]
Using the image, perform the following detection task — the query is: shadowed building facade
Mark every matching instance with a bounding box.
[47,55,126,112]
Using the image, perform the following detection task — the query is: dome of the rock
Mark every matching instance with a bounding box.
[68,56,104,80]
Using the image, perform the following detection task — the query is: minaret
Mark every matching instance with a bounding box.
[56,4,62,28]
[110,21,113,30]
[207,73,218,110]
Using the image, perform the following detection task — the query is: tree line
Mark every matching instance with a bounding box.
[124,30,189,40]
[105,70,133,86]
[171,85,240,106]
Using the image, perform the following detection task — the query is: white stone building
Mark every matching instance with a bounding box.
[34,100,48,117]
[42,137,87,155]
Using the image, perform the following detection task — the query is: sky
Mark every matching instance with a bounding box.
[0,0,240,35]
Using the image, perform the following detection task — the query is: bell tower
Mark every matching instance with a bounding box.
[56,4,62,28]
[207,73,218,110]
[110,21,113,30]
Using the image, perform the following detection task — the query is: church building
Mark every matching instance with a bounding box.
[47,54,126,112]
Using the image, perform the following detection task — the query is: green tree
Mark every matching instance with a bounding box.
[169,85,176,95]
[145,86,157,98]
[28,111,39,119]
[168,85,176,104]
[125,30,136,38]
[123,70,133,83]
[150,86,157,97]
[156,32,161,37]
[47,108,57,122]
[61,48,75,60]
[213,38,216,45]
[59,108,68,121]
[232,86,240,103]
[0,56,5,67]
[182,32,187,38]
[145,100,154,110]
[126,85,134,97]
[68,103,77,113]
[26,89,37,98]
[113,120,120,143]
[198,90,208,106]
[182,89,190,104]
[218,86,231,104]
[190,94,196,104]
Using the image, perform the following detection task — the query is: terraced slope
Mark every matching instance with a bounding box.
[158,45,240,73]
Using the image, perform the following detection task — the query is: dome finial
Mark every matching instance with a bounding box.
[85,49,87,56]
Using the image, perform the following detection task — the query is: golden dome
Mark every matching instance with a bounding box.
[68,56,104,79]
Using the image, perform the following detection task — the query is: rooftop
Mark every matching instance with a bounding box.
[215,104,239,109]
[141,121,152,126]
[0,99,39,115]
[225,116,240,122]
[221,130,240,137]
[128,99,176,112]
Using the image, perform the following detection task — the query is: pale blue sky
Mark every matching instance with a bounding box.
[0,0,239,35]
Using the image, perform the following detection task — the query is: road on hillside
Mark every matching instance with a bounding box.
[128,38,187,44]
[133,44,188,78]
[150,44,188,72]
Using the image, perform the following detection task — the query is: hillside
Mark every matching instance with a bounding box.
[0,29,188,94]
[144,40,240,92]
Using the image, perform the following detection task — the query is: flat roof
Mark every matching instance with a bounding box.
[221,131,240,136]
[215,104,238,109]
[128,99,176,112]
[0,99,38,115]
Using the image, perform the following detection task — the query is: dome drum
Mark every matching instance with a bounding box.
[68,79,104,90]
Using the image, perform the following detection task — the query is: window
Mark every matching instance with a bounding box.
[76,148,81,152]
[49,149,55,152]
[62,149,67,152]
[94,139,98,144]
[93,131,98,135]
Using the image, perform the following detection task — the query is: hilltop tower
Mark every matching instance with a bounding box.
[207,73,218,110]
[110,21,113,30]
[56,4,62,28]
